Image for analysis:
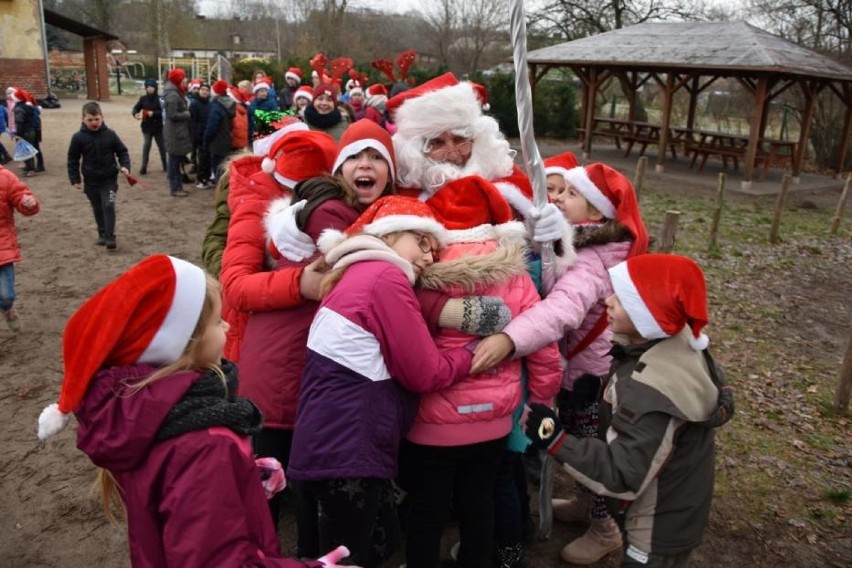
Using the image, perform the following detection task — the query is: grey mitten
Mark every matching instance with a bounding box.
[438,296,512,336]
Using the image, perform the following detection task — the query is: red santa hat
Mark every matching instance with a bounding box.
[608,254,710,350]
[470,82,490,111]
[252,118,309,157]
[312,83,337,104]
[294,85,313,103]
[563,162,648,257]
[365,84,388,107]
[167,68,186,87]
[227,85,244,103]
[261,130,337,189]
[252,80,272,94]
[285,67,303,83]
[543,151,580,181]
[211,80,229,96]
[188,78,202,92]
[332,119,396,182]
[36,255,207,440]
[10,88,27,103]
[425,176,523,243]
[318,195,447,254]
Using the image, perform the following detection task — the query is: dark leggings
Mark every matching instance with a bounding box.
[141,129,167,171]
[253,428,319,558]
[400,437,506,568]
[301,477,401,568]
[84,181,117,237]
[493,449,532,546]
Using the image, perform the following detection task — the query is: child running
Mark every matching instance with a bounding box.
[287,196,477,568]
[0,164,39,331]
[67,101,131,250]
[524,253,734,568]
[36,254,354,568]
[472,159,649,564]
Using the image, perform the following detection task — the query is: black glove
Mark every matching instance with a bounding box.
[524,403,567,454]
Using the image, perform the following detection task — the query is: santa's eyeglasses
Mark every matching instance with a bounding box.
[422,137,473,160]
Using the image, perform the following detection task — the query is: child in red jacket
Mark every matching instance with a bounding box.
[0,164,39,331]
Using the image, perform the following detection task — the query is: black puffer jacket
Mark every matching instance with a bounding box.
[132,90,164,134]
[66,123,131,185]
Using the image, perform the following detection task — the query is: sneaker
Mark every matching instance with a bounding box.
[138,167,147,175]
[171,190,190,197]
[105,235,117,250]
[95,235,107,246]
[195,181,213,190]
[24,170,36,177]
[4,308,21,332]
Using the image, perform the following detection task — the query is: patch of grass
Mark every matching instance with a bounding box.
[823,488,850,505]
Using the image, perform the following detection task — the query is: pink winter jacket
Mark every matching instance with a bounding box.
[0,166,39,265]
[407,224,562,447]
[503,239,631,390]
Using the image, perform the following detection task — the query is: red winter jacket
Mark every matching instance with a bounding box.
[0,166,39,265]
[238,199,358,429]
[231,104,249,150]
[220,159,303,361]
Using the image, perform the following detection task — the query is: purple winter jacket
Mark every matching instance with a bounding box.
[288,256,474,482]
[74,364,322,568]
[503,239,631,390]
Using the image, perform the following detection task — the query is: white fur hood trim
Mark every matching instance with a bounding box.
[325,234,416,284]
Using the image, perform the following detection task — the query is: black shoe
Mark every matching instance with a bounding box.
[139,167,147,175]
[34,167,45,173]
[181,173,193,184]
[95,235,107,246]
[105,235,117,250]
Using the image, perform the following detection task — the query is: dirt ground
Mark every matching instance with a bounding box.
[0,97,848,567]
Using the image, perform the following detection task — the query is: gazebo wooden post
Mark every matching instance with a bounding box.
[94,37,110,101]
[835,84,852,178]
[582,67,599,160]
[627,71,637,122]
[656,72,675,172]
[686,75,700,131]
[529,63,537,102]
[743,75,769,190]
[792,81,819,182]
[83,38,98,100]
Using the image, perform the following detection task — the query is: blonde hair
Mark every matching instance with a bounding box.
[95,273,224,523]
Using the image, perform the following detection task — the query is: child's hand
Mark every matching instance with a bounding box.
[254,457,286,499]
[318,545,359,567]
[120,167,130,176]
[21,195,37,209]
[71,183,82,191]
[299,258,326,301]
[133,112,141,120]
[471,333,515,374]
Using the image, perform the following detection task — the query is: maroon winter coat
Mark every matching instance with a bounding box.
[238,198,358,429]
[74,363,323,568]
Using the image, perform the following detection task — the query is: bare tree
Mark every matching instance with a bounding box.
[421,0,459,68]
[420,0,508,74]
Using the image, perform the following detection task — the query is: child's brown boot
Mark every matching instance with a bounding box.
[559,516,622,565]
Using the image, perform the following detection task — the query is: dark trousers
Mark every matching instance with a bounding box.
[166,153,184,192]
[34,130,44,170]
[400,437,506,568]
[210,153,227,183]
[494,449,532,547]
[141,129,167,171]
[84,181,117,237]
[253,428,319,558]
[0,141,10,161]
[621,547,693,567]
[195,144,211,183]
[301,477,401,568]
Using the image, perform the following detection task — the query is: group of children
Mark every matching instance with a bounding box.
[20,71,733,568]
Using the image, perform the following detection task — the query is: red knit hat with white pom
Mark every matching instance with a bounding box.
[260,130,337,189]
[426,176,518,243]
[285,67,303,83]
[37,255,207,440]
[318,195,447,254]
[608,254,710,350]
[563,162,649,258]
[332,119,396,181]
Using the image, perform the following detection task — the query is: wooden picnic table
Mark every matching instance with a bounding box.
[621,122,689,159]
[685,130,796,180]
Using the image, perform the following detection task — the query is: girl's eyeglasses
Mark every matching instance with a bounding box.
[412,232,437,255]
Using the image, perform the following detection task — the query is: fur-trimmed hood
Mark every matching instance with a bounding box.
[419,238,529,293]
[573,219,633,250]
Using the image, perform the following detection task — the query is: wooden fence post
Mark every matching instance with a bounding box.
[834,327,852,415]
[633,156,648,198]
[829,173,850,235]
[709,172,725,251]
[769,174,792,244]
[658,210,680,253]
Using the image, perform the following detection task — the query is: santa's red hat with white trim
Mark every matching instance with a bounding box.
[261,130,337,189]
[608,254,710,350]
[285,67,303,83]
[294,85,313,103]
[252,118,309,157]
[37,255,207,440]
[318,195,447,254]
[562,162,648,257]
[253,81,272,94]
[332,119,396,181]
[543,151,579,181]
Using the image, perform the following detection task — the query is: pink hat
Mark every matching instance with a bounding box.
[37,255,207,440]
[563,163,648,258]
[332,119,396,181]
[608,254,709,350]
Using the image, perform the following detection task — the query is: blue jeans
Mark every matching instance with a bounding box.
[0,263,16,311]
[167,153,184,192]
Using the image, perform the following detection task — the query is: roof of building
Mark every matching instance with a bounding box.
[44,9,119,41]
[528,21,852,82]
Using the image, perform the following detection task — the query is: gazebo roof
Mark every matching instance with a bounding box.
[528,21,852,82]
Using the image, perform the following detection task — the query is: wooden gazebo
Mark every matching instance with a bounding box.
[527,21,852,188]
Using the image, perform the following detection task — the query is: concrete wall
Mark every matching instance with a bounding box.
[0,0,48,96]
